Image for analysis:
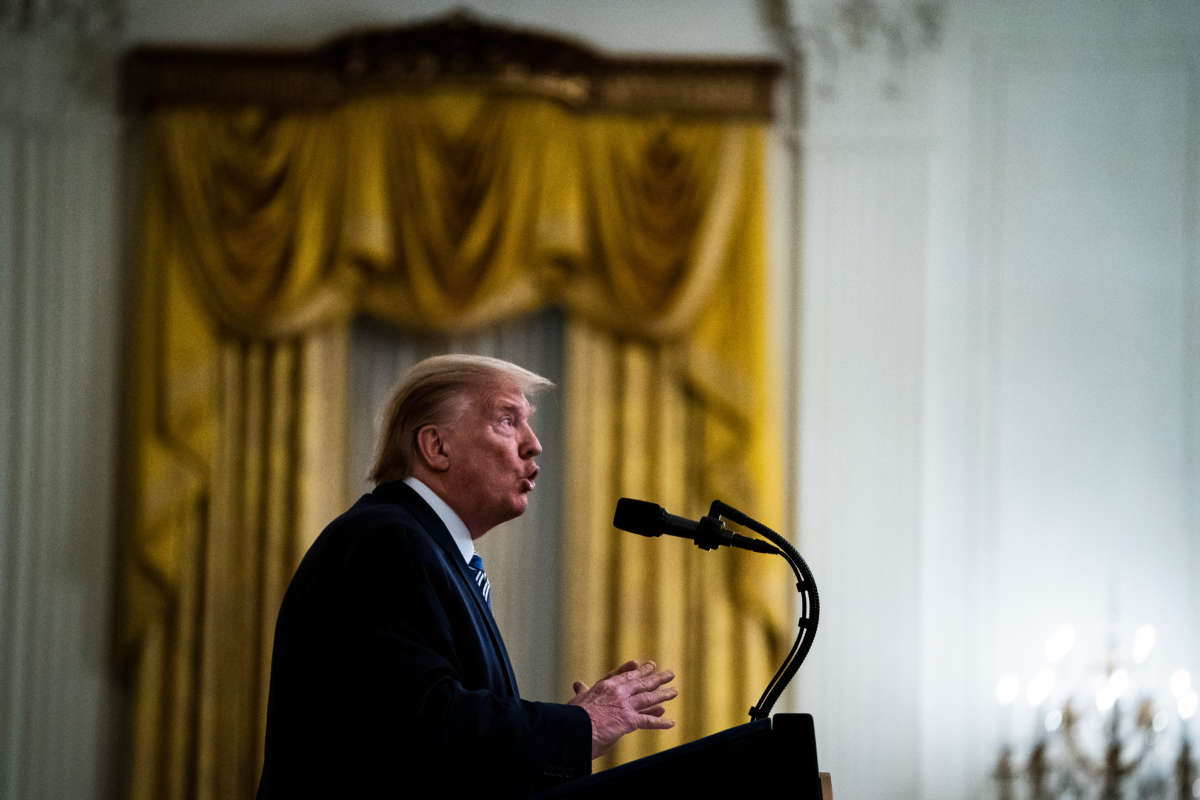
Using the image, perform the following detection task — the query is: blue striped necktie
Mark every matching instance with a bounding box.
[468,553,492,610]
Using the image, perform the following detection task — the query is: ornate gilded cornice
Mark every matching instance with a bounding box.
[120,11,781,119]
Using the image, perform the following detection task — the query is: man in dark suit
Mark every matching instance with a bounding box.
[257,354,677,798]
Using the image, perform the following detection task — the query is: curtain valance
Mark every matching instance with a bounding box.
[147,91,757,339]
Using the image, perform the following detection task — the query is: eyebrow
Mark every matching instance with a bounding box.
[494,400,534,417]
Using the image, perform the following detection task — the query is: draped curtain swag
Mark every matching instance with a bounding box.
[121,27,785,798]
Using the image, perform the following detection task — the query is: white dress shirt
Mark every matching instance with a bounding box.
[403,476,474,565]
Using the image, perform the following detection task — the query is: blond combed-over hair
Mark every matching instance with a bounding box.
[369,354,553,485]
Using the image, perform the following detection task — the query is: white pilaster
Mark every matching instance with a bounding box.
[0,30,122,800]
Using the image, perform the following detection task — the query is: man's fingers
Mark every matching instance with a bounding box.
[630,668,675,693]
[635,714,675,730]
[573,681,587,694]
[603,661,665,690]
[642,704,666,717]
[633,686,678,709]
[606,660,640,678]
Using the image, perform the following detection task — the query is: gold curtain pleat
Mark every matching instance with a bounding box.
[122,246,349,799]
[121,86,783,797]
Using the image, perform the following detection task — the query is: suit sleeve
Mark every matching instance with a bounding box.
[337,523,591,794]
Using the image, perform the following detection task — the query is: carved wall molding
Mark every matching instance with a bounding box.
[2,0,123,121]
[1,0,122,37]
[121,11,781,118]
[762,0,945,102]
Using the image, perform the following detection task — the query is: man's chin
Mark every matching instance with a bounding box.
[508,494,531,519]
[492,497,529,527]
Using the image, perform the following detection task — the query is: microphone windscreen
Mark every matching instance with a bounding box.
[613,498,665,536]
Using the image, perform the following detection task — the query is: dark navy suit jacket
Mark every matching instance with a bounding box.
[257,481,590,798]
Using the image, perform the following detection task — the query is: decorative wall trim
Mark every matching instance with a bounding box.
[761,0,945,101]
[120,11,781,118]
[0,107,122,800]
[1,0,122,37]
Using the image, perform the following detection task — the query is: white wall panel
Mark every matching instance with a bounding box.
[979,38,1199,754]
[796,5,1200,799]
[918,4,1200,796]
[796,134,932,799]
[0,35,122,800]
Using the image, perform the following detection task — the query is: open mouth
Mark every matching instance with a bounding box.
[521,467,539,492]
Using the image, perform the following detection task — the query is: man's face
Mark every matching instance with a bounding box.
[441,381,542,539]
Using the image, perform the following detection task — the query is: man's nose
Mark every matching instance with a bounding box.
[521,425,542,459]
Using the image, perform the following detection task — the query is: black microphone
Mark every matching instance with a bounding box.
[613,498,779,554]
[613,498,700,538]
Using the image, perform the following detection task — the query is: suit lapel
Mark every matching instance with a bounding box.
[374,481,519,696]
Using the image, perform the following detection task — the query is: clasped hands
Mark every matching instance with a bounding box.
[567,660,678,759]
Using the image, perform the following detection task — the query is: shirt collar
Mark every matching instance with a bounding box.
[403,476,474,564]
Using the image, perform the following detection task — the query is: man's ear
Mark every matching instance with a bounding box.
[414,424,451,472]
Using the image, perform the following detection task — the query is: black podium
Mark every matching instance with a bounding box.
[536,713,823,798]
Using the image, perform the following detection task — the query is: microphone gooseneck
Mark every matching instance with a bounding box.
[612,497,820,721]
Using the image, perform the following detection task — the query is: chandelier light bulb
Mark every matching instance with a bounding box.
[1045,625,1077,665]
[1044,709,1062,732]
[1096,684,1117,713]
[1108,668,1130,698]
[1171,669,1192,700]
[1131,624,1156,664]
[1180,689,1198,721]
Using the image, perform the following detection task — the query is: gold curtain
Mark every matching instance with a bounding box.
[120,87,784,797]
